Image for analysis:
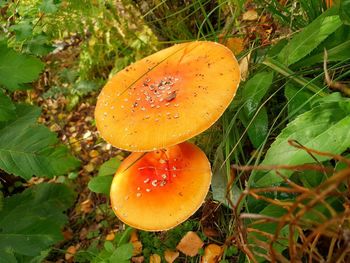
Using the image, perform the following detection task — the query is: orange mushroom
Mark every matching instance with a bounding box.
[110,142,211,231]
[95,41,240,151]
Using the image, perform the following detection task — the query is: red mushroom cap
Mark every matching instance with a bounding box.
[95,41,240,151]
[110,142,211,231]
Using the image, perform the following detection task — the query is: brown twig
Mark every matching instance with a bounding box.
[324,49,350,96]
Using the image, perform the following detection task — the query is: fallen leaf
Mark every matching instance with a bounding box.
[132,241,143,256]
[239,52,251,81]
[201,244,222,263]
[62,228,73,240]
[130,229,139,242]
[242,9,258,21]
[80,198,93,213]
[132,256,145,263]
[129,230,142,256]
[203,227,220,238]
[65,245,78,261]
[84,163,95,173]
[219,36,244,55]
[150,254,161,263]
[176,231,204,257]
[105,231,115,241]
[89,149,99,158]
[164,249,179,263]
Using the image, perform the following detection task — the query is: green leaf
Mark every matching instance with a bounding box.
[98,157,121,177]
[0,104,80,180]
[298,169,326,189]
[211,148,241,207]
[241,71,274,118]
[247,204,292,261]
[0,44,44,91]
[335,154,350,172]
[24,35,54,56]
[40,0,58,14]
[88,176,113,195]
[0,183,75,260]
[109,243,133,262]
[278,8,342,66]
[241,107,268,148]
[0,90,15,122]
[72,80,99,96]
[294,40,350,67]
[340,0,350,25]
[239,71,273,148]
[250,97,350,187]
[284,83,316,120]
[10,21,33,41]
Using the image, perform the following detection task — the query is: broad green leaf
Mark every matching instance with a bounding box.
[241,107,268,148]
[294,40,350,67]
[109,243,133,263]
[250,97,350,187]
[263,57,325,95]
[298,169,326,189]
[241,71,274,118]
[278,8,342,66]
[72,80,99,96]
[335,154,350,172]
[40,0,58,13]
[0,104,80,180]
[0,44,44,91]
[10,21,33,41]
[284,83,316,120]
[0,183,75,260]
[0,90,15,122]
[247,204,291,262]
[211,148,241,207]
[16,249,50,263]
[24,35,54,56]
[98,157,121,177]
[239,71,272,148]
[340,0,350,25]
[88,176,113,195]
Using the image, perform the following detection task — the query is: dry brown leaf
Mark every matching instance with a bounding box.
[65,245,78,261]
[239,52,251,81]
[201,244,222,263]
[132,241,143,256]
[132,256,145,263]
[89,149,99,158]
[203,227,220,238]
[176,231,204,257]
[62,228,73,241]
[84,163,95,173]
[164,249,179,263]
[150,254,161,263]
[105,231,115,241]
[219,36,244,55]
[129,230,142,256]
[80,198,93,213]
[242,9,258,21]
[130,229,139,242]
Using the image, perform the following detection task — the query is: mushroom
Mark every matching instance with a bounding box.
[95,41,240,152]
[110,142,211,231]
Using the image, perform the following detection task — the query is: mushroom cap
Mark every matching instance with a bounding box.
[110,142,211,231]
[95,41,240,152]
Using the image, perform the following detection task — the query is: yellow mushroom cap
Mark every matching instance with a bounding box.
[95,41,240,152]
[110,142,211,231]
